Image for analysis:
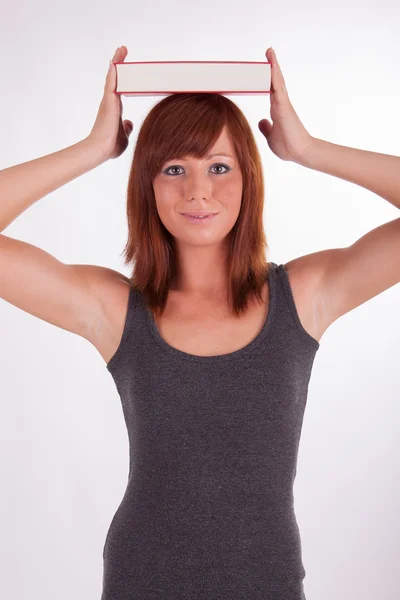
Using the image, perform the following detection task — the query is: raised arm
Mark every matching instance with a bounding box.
[0,46,133,345]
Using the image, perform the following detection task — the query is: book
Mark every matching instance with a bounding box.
[113,60,271,97]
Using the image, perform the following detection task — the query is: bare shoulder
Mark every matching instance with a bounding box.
[75,264,132,365]
[282,249,338,343]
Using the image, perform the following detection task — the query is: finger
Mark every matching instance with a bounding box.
[266,48,288,97]
[104,61,116,94]
[105,46,123,93]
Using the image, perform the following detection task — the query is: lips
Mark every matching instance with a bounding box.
[181,212,218,216]
[181,213,218,224]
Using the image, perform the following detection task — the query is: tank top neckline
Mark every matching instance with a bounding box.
[144,262,278,363]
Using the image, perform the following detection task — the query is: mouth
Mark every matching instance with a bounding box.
[180,213,218,224]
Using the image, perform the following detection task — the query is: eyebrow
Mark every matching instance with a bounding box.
[205,153,234,159]
[164,152,234,165]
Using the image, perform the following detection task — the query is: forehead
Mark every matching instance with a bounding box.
[209,126,234,151]
[172,127,236,162]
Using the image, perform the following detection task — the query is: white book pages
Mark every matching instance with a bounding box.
[115,61,271,97]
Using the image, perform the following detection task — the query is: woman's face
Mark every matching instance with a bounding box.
[152,126,243,250]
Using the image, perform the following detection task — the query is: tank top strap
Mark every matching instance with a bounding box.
[273,261,320,351]
[105,284,137,372]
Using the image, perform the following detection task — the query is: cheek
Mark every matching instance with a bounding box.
[219,175,242,199]
[155,199,181,234]
[157,195,177,215]
[154,182,180,207]
[220,187,242,216]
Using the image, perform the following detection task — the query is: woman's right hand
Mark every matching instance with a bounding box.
[87,46,134,160]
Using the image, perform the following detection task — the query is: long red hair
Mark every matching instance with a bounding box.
[121,93,270,318]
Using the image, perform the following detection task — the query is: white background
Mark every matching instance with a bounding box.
[0,0,399,598]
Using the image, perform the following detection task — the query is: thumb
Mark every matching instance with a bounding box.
[258,119,272,137]
[123,120,134,135]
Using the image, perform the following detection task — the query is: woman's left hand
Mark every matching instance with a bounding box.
[258,48,315,163]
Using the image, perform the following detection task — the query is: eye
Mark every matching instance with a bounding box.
[163,164,232,176]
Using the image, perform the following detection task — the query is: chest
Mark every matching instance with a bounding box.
[151,266,324,358]
[153,285,271,357]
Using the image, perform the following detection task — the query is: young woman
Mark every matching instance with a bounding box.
[1,46,399,599]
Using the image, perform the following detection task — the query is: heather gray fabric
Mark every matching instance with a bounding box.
[101,261,320,600]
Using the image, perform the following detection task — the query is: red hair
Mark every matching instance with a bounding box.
[121,93,270,318]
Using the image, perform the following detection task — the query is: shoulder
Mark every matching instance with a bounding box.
[280,250,335,343]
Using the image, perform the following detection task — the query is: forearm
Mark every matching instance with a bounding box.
[0,137,109,232]
[298,137,400,210]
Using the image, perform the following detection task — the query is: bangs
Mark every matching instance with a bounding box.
[143,94,233,178]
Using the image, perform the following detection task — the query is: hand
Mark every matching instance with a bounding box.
[258,48,314,163]
[87,46,134,160]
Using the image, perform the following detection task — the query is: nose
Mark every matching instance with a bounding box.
[185,172,212,200]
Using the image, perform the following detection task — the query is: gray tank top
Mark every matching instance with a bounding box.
[102,261,319,600]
